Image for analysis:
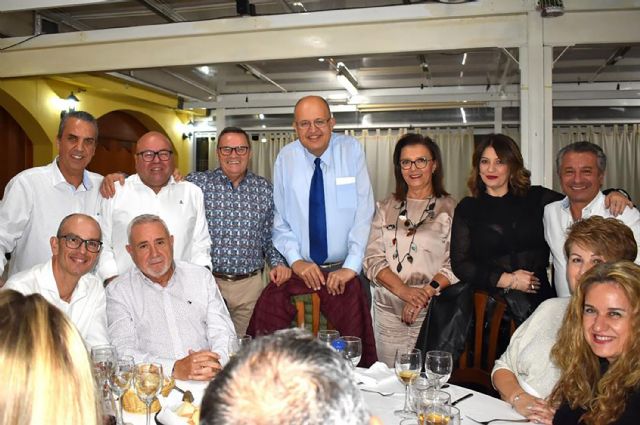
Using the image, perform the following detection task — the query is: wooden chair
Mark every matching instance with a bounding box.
[449,290,515,396]
[293,293,334,336]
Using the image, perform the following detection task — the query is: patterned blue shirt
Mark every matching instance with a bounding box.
[186,168,286,274]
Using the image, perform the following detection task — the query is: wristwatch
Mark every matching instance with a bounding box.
[429,280,440,293]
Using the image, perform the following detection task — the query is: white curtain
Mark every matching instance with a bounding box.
[239,128,475,203]
[552,124,640,202]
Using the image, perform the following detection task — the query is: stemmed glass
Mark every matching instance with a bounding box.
[425,350,453,391]
[394,347,422,418]
[341,336,362,367]
[108,355,135,425]
[91,345,117,410]
[133,363,163,425]
[228,334,252,359]
[317,329,340,347]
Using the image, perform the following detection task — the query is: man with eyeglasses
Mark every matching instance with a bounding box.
[5,213,109,348]
[97,131,211,282]
[0,111,102,285]
[186,127,290,335]
[247,96,378,366]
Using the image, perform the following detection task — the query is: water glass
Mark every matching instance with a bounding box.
[317,329,340,347]
[416,389,451,425]
[228,334,252,359]
[341,336,362,367]
[91,345,117,405]
[108,355,134,425]
[425,350,453,390]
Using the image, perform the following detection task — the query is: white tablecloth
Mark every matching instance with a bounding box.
[123,365,526,425]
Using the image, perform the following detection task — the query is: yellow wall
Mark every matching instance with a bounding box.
[0,75,196,175]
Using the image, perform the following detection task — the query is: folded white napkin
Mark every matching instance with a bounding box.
[156,406,188,425]
[355,362,404,394]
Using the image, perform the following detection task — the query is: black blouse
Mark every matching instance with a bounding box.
[450,186,563,323]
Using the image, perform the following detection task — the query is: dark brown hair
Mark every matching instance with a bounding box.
[392,133,449,201]
[467,133,531,197]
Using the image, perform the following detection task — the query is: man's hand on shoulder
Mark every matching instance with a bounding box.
[172,168,184,182]
[604,190,633,216]
[172,350,221,381]
[269,264,292,286]
[291,260,325,291]
[326,268,356,296]
[100,173,126,199]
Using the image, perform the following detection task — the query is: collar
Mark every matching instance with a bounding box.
[213,167,252,188]
[560,191,604,217]
[134,263,177,290]
[51,157,94,191]
[129,173,176,190]
[40,259,88,303]
[302,133,335,168]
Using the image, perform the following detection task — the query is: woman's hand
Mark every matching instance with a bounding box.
[510,391,547,418]
[402,302,424,324]
[398,285,430,308]
[525,399,556,425]
[500,270,540,293]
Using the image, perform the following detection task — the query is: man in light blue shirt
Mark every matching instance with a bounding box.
[273,95,374,294]
[247,96,377,365]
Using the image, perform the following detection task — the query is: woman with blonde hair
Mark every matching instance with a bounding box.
[542,261,640,424]
[0,290,102,425]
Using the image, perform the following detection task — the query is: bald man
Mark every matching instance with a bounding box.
[97,131,211,281]
[5,213,108,348]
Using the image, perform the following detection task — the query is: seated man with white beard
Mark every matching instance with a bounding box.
[106,214,235,381]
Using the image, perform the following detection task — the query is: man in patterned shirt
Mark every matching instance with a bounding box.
[187,127,290,335]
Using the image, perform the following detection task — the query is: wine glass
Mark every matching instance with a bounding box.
[108,355,134,425]
[317,329,340,347]
[228,334,252,359]
[133,363,163,425]
[91,345,117,406]
[425,351,453,391]
[341,336,362,367]
[394,347,422,418]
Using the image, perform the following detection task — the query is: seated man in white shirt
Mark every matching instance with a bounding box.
[4,213,109,348]
[97,131,211,283]
[106,214,235,381]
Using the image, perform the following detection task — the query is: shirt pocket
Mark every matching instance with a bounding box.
[336,176,357,209]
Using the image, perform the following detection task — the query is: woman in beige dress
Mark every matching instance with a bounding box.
[364,133,458,366]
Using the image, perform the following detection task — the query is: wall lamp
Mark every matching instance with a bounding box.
[182,120,195,140]
[59,91,80,118]
[336,62,358,97]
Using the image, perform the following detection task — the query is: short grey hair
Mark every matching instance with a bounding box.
[126,214,169,244]
[555,141,606,176]
[200,329,370,425]
[57,111,99,140]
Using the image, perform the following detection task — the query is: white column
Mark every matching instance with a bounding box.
[543,45,554,188]
[494,106,503,134]
[212,108,226,169]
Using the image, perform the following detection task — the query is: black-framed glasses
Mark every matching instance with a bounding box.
[399,157,432,170]
[218,146,250,156]
[295,118,331,130]
[58,234,103,253]
[136,150,173,162]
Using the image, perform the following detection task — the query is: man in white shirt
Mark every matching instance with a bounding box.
[544,141,640,296]
[0,111,102,284]
[97,131,211,282]
[4,213,108,348]
[106,214,234,380]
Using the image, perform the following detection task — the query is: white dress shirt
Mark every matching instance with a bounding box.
[0,159,102,277]
[544,191,640,297]
[4,259,109,348]
[97,174,212,280]
[492,297,568,398]
[105,260,236,375]
[272,133,375,273]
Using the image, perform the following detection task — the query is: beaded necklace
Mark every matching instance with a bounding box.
[388,197,436,273]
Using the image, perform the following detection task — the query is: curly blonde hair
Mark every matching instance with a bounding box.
[550,261,640,425]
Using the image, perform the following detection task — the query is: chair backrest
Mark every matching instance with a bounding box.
[450,290,515,395]
[294,293,334,336]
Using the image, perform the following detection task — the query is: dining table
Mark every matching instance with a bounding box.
[123,362,528,425]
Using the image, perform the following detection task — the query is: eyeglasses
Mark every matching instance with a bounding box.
[218,146,250,156]
[399,157,433,170]
[58,234,103,253]
[295,118,332,130]
[136,150,173,162]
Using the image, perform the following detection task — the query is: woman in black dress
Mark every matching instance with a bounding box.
[450,134,561,324]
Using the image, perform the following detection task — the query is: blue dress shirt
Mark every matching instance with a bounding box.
[273,133,375,273]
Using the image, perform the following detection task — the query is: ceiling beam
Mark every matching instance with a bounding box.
[0,0,529,78]
[137,0,186,23]
[0,0,117,12]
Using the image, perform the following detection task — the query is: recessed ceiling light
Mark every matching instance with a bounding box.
[318,58,325,62]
